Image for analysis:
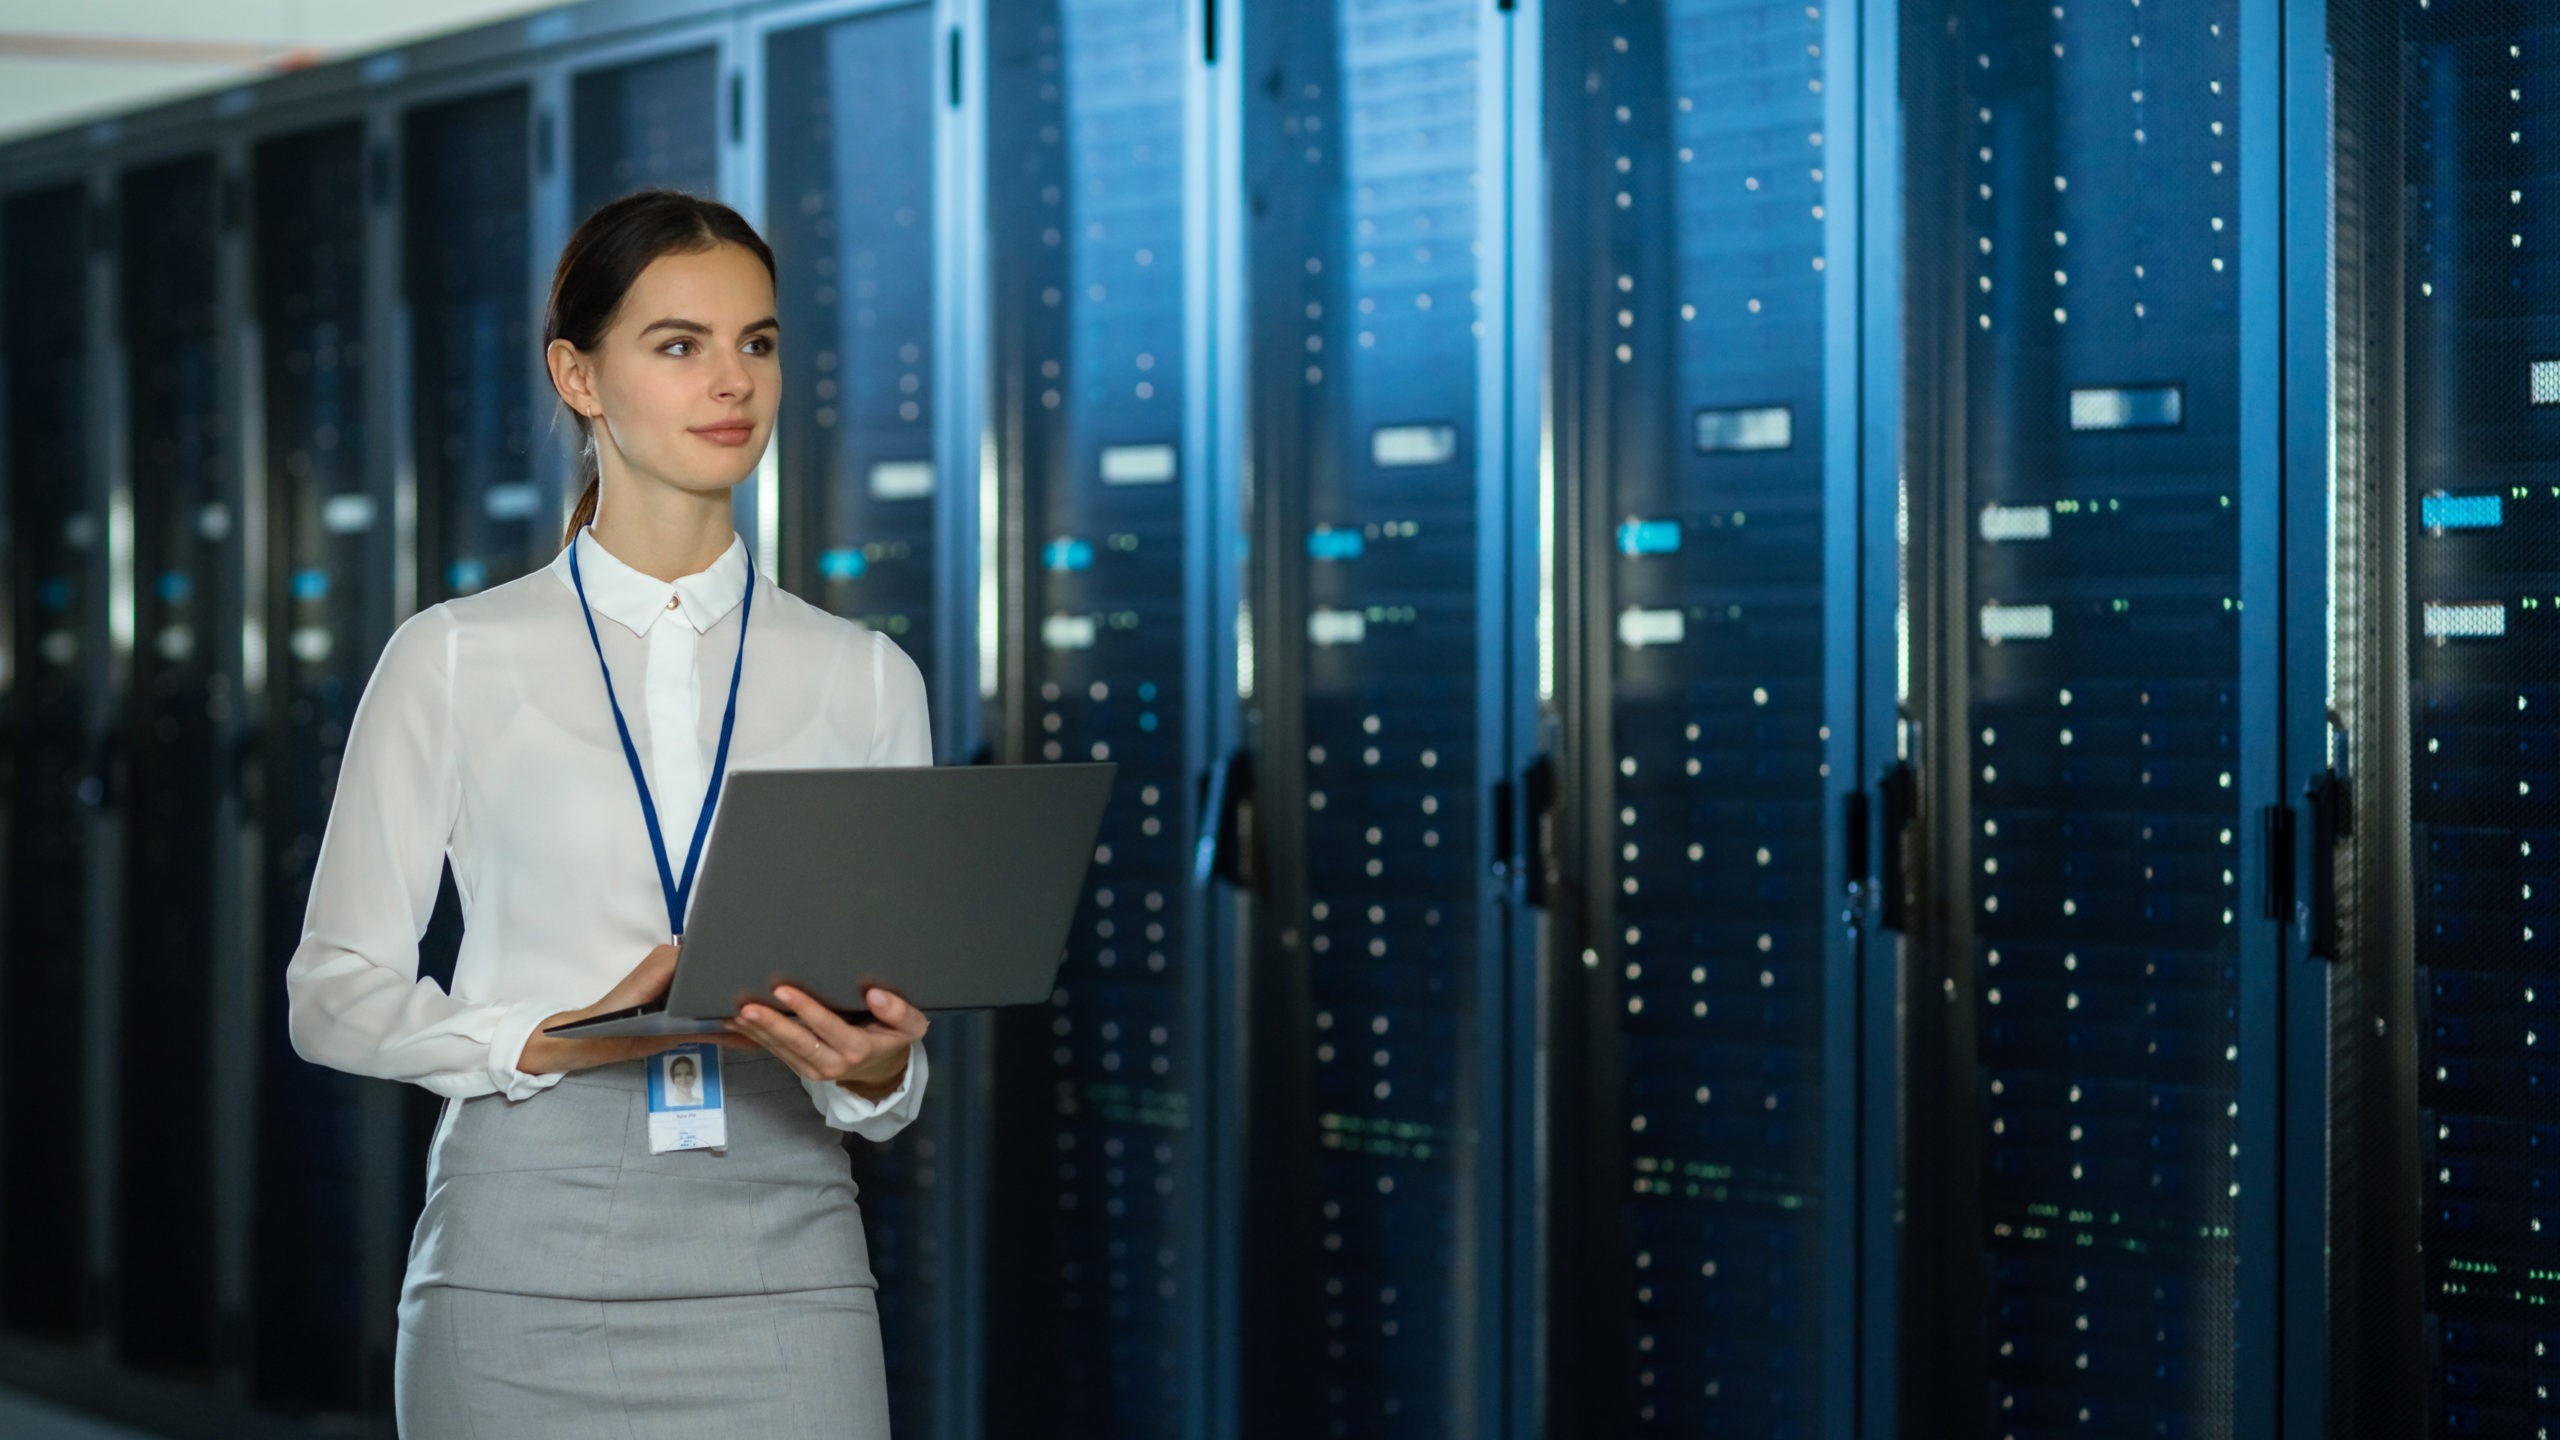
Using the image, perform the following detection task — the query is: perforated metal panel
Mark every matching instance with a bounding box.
[765,10,948,1437]
[1552,0,1840,1431]
[0,181,97,1342]
[1950,3,2248,1434]
[572,46,720,219]
[115,150,232,1374]
[771,8,941,689]
[1247,1,1507,1433]
[249,120,383,1412]
[988,1,1202,1432]
[2402,8,2560,1433]
[405,87,540,602]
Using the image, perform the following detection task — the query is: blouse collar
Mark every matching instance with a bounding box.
[553,527,752,638]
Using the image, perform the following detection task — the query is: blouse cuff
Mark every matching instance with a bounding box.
[804,1041,928,1139]
[487,997,574,1102]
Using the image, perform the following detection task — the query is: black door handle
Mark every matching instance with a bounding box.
[1877,761,1915,933]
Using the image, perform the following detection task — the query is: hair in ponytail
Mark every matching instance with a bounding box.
[545,189,776,551]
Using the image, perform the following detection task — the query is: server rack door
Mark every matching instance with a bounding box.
[2395,6,2560,1433]
[1545,1,1856,1433]
[764,10,950,1439]
[1921,3,2263,1435]
[770,8,942,701]
[114,151,234,1375]
[405,87,541,605]
[1241,2,1519,1434]
[985,3,1210,1434]
[0,182,99,1341]
[248,119,392,1414]
[571,47,721,220]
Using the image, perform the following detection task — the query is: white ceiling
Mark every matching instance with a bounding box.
[0,1,562,143]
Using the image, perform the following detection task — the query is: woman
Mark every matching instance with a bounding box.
[286,189,927,1438]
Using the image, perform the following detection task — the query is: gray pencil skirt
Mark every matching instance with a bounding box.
[394,1051,890,1440]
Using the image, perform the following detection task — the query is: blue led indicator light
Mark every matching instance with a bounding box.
[1308,528,1365,561]
[1617,519,1683,556]
[291,568,331,601]
[820,547,870,580]
[156,571,192,603]
[1041,538,1095,572]
[2421,494,2503,532]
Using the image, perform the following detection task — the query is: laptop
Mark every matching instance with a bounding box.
[548,762,1116,1038]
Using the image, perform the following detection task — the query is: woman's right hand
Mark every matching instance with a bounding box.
[516,944,754,1076]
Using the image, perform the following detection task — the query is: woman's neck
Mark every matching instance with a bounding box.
[587,476,737,581]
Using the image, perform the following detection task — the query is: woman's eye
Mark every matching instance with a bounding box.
[662,340,696,357]
[744,336,775,356]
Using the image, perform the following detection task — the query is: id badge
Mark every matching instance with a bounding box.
[646,1044,727,1154]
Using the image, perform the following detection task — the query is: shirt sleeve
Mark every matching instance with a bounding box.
[802,1041,930,1141]
[868,628,933,767]
[284,606,569,1102]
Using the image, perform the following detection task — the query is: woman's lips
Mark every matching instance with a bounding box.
[691,422,755,447]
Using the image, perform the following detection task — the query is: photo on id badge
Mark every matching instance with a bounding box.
[651,1046,721,1110]
[647,1043,728,1153]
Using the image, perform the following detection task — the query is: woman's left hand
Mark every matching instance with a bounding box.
[725,985,929,1102]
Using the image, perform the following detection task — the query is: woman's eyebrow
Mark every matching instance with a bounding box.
[634,316,778,337]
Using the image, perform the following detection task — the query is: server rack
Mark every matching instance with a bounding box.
[1899,0,2294,1435]
[1238,0,1543,1435]
[755,4,977,1437]
[569,43,723,221]
[1544,1,1881,1437]
[112,147,241,1377]
[2387,3,2560,1434]
[981,1,1244,1437]
[247,113,404,1414]
[0,179,102,1343]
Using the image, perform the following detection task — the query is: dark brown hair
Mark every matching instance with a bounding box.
[544,189,777,549]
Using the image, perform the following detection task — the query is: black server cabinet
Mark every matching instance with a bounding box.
[572,46,721,221]
[1242,1,1525,1435]
[114,152,235,1375]
[986,2,1213,1435]
[249,120,393,1413]
[407,88,541,603]
[0,182,99,1341]
[1546,0,1856,1433]
[2396,5,2560,1433]
[1916,2,2268,1435]
[765,9,951,1438]
[770,7,943,696]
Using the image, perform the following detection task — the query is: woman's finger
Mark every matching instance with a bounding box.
[860,986,932,1040]
[773,986,896,1058]
[737,1002,846,1078]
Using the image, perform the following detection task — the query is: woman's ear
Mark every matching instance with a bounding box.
[547,337,601,420]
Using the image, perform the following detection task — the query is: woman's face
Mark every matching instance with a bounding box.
[671,1056,697,1082]
[562,242,779,500]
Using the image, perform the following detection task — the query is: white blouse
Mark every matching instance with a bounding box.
[285,528,929,1141]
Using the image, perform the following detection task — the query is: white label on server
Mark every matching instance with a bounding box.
[322,493,377,534]
[290,625,335,664]
[2533,360,2560,407]
[1978,504,2052,542]
[1099,443,1178,486]
[481,484,539,521]
[869,460,936,499]
[1617,607,1686,649]
[1041,613,1098,650]
[2423,600,2507,641]
[1308,608,1368,646]
[1371,424,1458,468]
[1979,603,2056,643]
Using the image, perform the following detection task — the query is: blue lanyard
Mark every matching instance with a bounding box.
[567,530,753,939]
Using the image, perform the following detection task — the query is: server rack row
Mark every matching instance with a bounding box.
[0,1,2544,1438]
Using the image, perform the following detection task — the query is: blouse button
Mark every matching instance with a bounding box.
[666,595,680,610]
